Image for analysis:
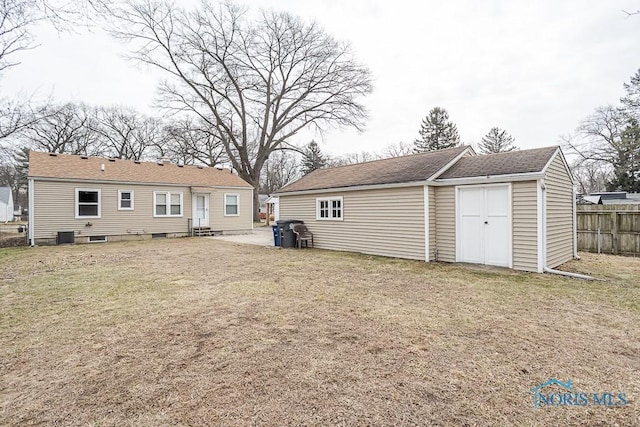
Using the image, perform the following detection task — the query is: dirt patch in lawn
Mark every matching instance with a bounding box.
[1,241,639,426]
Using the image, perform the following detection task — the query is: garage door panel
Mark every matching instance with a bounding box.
[460,215,483,263]
[458,185,511,267]
[485,215,510,266]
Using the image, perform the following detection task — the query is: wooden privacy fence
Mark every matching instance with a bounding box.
[577,205,640,256]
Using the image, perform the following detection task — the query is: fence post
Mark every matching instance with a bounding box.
[611,212,618,255]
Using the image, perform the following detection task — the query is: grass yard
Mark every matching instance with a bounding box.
[1,239,639,426]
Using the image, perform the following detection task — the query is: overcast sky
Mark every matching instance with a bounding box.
[2,0,640,156]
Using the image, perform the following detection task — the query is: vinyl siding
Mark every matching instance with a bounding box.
[208,188,254,233]
[32,180,252,244]
[545,155,574,268]
[429,186,436,261]
[512,181,538,272]
[279,186,426,260]
[434,186,455,262]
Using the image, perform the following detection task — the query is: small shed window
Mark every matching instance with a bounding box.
[316,196,343,220]
[224,193,239,216]
[154,191,183,217]
[118,190,134,210]
[76,188,101,218]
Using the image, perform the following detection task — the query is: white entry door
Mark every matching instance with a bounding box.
[193,194,209,228]
[457,185,511,267]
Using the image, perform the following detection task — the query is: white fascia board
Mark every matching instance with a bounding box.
[273,180,430,197]
[432,172,544,186]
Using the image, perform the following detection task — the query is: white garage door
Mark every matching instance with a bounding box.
[457,185,511,267]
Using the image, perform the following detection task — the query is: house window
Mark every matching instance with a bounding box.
[88,235,107,243]
[76,188,101,218]
[154,191,183,217]
[316,196,343,220]
[224,193,239,216]
[118,190,134,210]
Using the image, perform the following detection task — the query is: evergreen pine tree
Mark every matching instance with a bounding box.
[413,107,460,152]
[606,123,640,192]
[301,140,327,175]
[478,127,517,154]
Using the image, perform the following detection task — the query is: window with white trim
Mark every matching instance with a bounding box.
[76,188,101,218]
[154,191,183,217]
[224,193,239,216]
[316,196,343,220]
[118,190,134,210]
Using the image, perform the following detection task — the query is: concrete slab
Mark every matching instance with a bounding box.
[209,226,276,247]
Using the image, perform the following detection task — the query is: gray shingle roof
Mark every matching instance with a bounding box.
[437,146,559,179]
[277,146,468,193]
[0,187,11,204]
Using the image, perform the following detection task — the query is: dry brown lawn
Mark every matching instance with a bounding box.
[0,238,639,426]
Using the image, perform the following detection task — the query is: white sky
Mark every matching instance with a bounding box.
[2,0,640,156]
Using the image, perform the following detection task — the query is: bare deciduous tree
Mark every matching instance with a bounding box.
[260,150,300,194]
[162,117,227,166]
[383,141,412,158]
[92,106,163,160]
[330,150,379,166]
[18,102,100,155]
[0,0,38,74]
[565,105,629,166]
[108,0,372,218]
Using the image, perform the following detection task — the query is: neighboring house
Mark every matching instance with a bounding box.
[28,152,254,245]
[578,192,640,206]
[275,146,576,273]
[0,187,14,222]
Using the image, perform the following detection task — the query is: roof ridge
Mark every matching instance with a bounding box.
[475,145,559,158]
[30,151,224,172]
[310,145,468,173]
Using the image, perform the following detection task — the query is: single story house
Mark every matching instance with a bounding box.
[0,186,14,222]
[274,146,577,273]
[28,152,253,245]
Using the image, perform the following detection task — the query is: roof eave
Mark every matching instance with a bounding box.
[274,179,430,196]
[28,176,253,189]
[432,171,545,186]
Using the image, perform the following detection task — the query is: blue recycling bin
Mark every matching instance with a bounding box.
[272,225,281,246]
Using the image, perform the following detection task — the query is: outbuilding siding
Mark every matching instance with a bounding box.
[279,186,426,260]
[434,186,455,262]
[545,155,574,268]
[512,181,539,272]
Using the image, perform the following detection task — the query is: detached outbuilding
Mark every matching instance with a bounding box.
[275,146,577,273]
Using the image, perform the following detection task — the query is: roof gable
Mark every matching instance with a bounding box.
[277,146,469,193]
[28,152,252,188]
[436,146,559,180]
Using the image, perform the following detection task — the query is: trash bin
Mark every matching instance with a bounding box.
[276,219,304,248]
[272,225,280,247]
